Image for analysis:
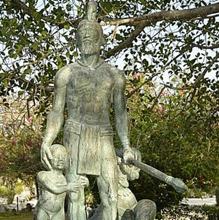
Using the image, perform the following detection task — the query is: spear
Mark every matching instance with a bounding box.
[128,159,188,193]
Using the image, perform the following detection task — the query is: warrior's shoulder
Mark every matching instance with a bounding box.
[104,62,125,81]
[54,63,78,87]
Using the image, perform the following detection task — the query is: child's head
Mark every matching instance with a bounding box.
[117,148,141,181]
[50,144,67,170]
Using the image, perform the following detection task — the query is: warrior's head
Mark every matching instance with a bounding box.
[76,0,105,55]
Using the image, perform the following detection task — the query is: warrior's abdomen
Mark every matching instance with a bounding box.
[66,69,114,125]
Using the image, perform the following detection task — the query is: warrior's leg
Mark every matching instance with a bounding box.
[97,136,118,220]
[134,199,156,220]
[66,173,86,220]
[64,123,86,220]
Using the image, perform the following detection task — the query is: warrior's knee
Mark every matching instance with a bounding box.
[109,194,117,207]
[102,192,117,209]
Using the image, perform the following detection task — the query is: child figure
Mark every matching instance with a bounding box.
[36,144,88,220]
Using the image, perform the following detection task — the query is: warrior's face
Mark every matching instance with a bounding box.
[77,22,104,55]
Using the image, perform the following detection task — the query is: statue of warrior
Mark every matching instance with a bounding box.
[40,1,134,219]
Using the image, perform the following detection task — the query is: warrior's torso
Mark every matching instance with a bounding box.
[66,61,115,125]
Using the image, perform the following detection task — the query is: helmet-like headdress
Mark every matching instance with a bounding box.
[76,0,105,47]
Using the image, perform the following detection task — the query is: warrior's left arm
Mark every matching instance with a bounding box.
[113,69,134,162]
[113,70,130,150]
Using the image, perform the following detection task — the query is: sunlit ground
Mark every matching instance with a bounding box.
[0,212,32,220]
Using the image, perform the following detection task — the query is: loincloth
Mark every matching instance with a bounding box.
[64,119,114,176]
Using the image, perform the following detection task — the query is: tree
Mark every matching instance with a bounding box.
[125,74,219,208]
[0,0,218,111]
[0,98,42,197]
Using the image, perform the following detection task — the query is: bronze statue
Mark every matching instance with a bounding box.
[40,1,188,219]
[40,1,134,219]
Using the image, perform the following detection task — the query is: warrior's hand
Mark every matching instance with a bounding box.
[41,143,53,170]
[165,176,188,193]
[123,147,135,164]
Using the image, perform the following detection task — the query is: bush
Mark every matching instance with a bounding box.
[126,82,219,209]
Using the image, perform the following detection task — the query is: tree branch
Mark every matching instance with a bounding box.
[161,83,189,91]
[191,43,219,49]
[126,72,160,99]
[103,3,219,26]
[194,51,219,85]
[149,87,165,111]
[6,1,219,59]
[104,3,219,58]
[188,51,219,103]
[104,23,145,58]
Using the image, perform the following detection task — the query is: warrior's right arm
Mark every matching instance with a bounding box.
[41,66,71,169]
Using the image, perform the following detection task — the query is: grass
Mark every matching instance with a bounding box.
[0,212,32,220]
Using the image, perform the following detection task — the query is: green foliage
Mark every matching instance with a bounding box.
[0,99,43,192]
[0,180,28,203]
[0,125,42,179]
[202,205,219,216]
[0,185,13,198]
[0,0,218,111]
[1,131,41,177]
[126,77,219,208]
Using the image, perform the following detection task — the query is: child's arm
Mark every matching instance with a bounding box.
[79,176,89,187]
[37,172,79,194]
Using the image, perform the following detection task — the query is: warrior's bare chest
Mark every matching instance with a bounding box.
[66,69,114,97]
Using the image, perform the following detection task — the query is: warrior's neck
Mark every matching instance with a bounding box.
[80,53,100,68]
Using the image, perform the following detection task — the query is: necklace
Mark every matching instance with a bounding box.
[77,59,104,70]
